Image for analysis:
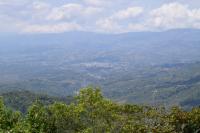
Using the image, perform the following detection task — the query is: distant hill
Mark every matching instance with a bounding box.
[0,29,200,108]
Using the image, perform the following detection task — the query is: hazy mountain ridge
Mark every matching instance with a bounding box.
[0,29,200,108]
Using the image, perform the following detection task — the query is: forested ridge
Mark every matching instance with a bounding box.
[0,87,200,133]
[1,30,200,109]
[0,90,74,113]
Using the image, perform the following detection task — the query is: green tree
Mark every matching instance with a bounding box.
[0,97,26,133]
[26,101,54,133]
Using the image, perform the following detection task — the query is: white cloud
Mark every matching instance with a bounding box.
[95,6,143,32]
[0,14,24,32]
[84,7,102,16]
[22,22,82,33]
[189,9,200,20]
[29,2,51,21]
[111,7,143,20]
[83,0,131,7]
[32,1,50,11]
[46,3,102,21]
[96,19,121,33]
[128,23,146,32]
[0,0,30,6]
[148,2,200,30]
[46,3,82,21]
[1,1,200,33]
[83,0,108,6]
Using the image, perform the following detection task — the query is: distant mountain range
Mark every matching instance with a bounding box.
[0,29,200,109]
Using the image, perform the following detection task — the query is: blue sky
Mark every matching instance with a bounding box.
[0,0,200,33]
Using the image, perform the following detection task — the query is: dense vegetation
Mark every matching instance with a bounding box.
[1,62,200,110]
[103,62,200,109]
[1,30,200,109]
[0,87,200,133]
[0,90,74,113]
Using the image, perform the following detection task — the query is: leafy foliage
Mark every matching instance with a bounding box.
[0,87,200,133]
[0,90,74,113]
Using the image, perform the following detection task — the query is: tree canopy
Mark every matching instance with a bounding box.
[0,87,200,133]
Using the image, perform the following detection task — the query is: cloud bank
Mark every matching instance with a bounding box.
[0,0,200,33]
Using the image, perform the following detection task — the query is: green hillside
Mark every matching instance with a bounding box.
[0,87,200,133]
[102,62,200,109]
[0,90,74,113]
[0,30,200,109]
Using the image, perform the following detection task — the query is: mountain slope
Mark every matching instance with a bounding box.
[0,29,200,108]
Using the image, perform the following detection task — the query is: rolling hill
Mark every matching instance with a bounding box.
[0,29,200,108]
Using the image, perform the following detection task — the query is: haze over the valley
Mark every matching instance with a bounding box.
[0,0,200,109]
